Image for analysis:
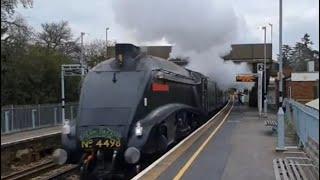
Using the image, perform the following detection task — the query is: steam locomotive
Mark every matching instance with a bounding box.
[53,43,228,179]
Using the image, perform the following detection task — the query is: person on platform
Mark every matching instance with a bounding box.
[237,91,243,105]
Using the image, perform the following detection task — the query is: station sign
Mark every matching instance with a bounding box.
[257,63,264,72]
[256,63,263,116]
[236,74,257,82]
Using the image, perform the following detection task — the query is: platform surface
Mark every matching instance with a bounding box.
[159,104,284,180]
[1,126,61,146]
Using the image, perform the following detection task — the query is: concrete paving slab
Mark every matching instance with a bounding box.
[1,126,61,146]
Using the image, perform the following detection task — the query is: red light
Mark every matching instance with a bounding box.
[152,83,169,92]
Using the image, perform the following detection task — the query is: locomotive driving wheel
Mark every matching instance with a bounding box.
[158,123,169,152]
[176,111,191,139]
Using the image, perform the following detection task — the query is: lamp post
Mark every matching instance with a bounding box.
[80,32,86,75]
[269,23,273,44]
[279,0,283,107]
[269,23,273,59]
[106,27,109,58]
[262,26,268,117]
[80,32,85,67]
[276,0,286,151]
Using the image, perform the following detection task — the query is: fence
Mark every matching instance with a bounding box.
[1,102,78,134]
[284,98,319,146]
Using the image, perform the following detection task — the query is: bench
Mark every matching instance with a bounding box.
[265,120,277,132]
[273,137,319,180]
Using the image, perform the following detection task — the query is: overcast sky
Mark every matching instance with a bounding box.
[17,0,319,59]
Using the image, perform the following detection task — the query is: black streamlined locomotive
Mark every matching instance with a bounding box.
[54,43,228,178]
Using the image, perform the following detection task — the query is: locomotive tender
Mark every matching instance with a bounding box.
[54,43,228,178]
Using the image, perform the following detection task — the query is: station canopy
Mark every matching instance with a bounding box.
[223,43,272,64]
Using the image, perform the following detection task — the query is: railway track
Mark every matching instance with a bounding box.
[31,164,79,180]
[1,159,78,180]
[1,160,57,180]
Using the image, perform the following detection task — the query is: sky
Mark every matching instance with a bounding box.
[16,0,319,54]
[15,0,318,89]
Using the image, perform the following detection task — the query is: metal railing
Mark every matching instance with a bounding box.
[283,98,319,146]
[1,103,78,134]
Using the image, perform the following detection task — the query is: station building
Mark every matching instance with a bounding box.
[272,59,319,106]
[284,62,319,104]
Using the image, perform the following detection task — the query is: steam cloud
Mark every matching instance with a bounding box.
[112,0,253,90]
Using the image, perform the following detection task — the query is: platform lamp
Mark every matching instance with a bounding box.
[261,26,268,117]
[276,0,286,151]
[269,23,273,59]
[106,27,109,58]
[268,23,273,44]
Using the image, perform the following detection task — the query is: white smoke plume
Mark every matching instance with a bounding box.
[112,0,253,90]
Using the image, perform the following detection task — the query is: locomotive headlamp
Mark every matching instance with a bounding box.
[135,121,143,137]
[156,71,164,79]
[62,120,71,135]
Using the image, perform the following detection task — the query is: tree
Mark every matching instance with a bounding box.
[1,2,83,106]
[279,33,319,72]
[37,21,72,51]
[1,16,34,105]
[1,1,33,63]
[301,33,313,46]
[1,0,32,37]
[2,16,33,50]
[282,45,292,67]
[84,40,108,68]
[289,34,316,71]
[1,45,80,105]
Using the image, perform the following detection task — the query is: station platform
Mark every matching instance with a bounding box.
[134,103,287,180]
[1,126,61,147]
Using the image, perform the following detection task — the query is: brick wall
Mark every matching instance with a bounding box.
[286,81,318,104]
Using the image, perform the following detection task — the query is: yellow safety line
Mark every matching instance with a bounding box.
[173,102,234,180]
